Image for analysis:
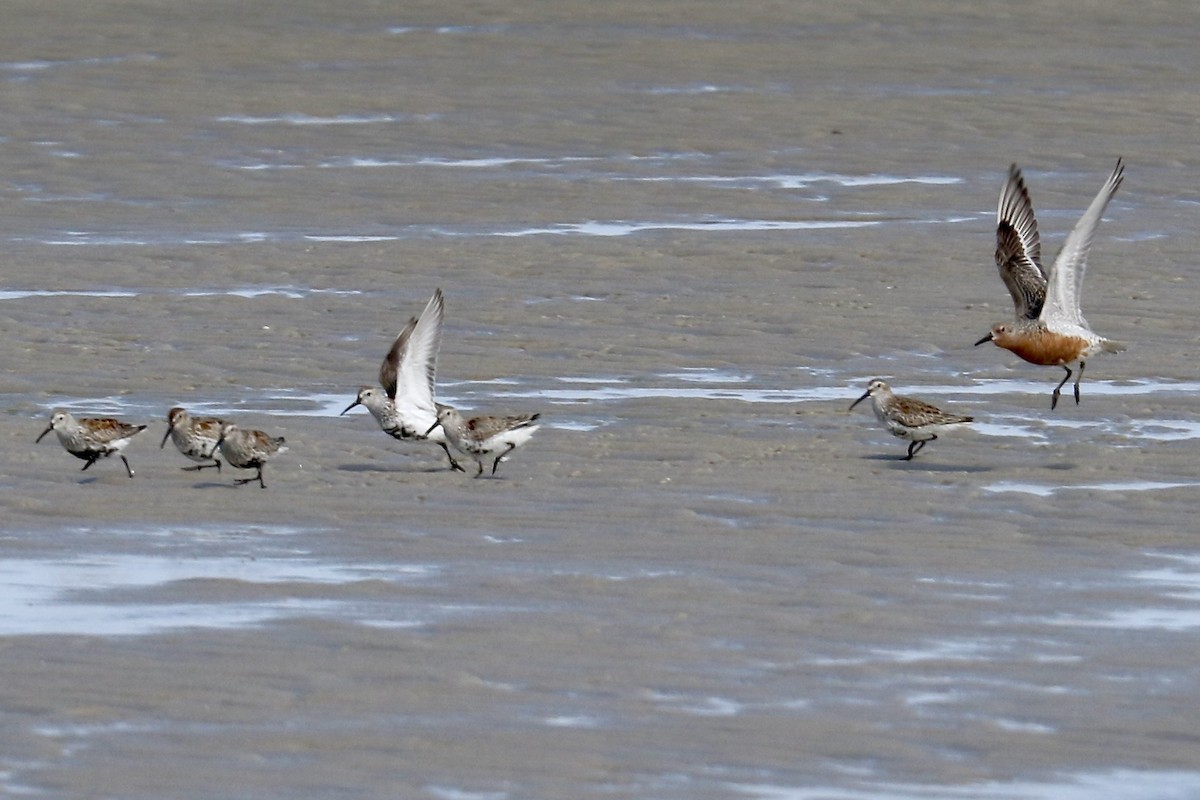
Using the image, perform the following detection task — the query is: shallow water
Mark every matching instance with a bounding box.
[4,1,1200,798]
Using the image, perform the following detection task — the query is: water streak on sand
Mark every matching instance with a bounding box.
[20,216,946,245]
[624,172,962,189]
[215,113,406,125]
[0,553,436,636]
[1041,553,1200,632]
[0,289,138,300]
[730,770,1200,800]
[984,481,1198,497]
[0,286,360,300]
[492,219,883,237]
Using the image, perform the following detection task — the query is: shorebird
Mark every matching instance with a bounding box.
[37,409,147,478]
[214,423,288,489]
[976,160,1127,409]
[849,380,973,460]
[425,405,541,477]
[161,406,226,472]
[341,288,464,471]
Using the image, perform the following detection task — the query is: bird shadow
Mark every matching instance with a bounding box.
[862,454,994,473]
[76,474,139,485]
[337,463,448,474]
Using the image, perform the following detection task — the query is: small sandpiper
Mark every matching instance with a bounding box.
[37,409,148,478]
[341,288,464,471]
[214,423,288,489]
[161,406,226,472]
[976,160,1126,409]
[849,380,972,460]
[425,405,540,477]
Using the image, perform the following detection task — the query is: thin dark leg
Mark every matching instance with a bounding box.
[1074,361,1086,404]
[474,460,485,478]
[440,442,465,472]
[81,456,99,472]
[491,444,517,475]
[233,466,266,488]
[1051,366,1073,410]
[904,436,935,461]
[120,455,134,478]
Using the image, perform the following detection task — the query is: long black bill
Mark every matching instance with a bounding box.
[974,332,993,346]
[339,399,360,416]
[35,425,53,443]
[848,392,871,412]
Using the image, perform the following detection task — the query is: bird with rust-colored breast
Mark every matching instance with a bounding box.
[976,160,1126,409]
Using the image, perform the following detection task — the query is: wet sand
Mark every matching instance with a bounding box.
[3,1,1200,797]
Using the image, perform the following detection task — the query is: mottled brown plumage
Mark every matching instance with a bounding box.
[215,423,288,489]
[37,409,147,478]
[425,406,541,477]
[161,406,226,472]
[849,380,972,460]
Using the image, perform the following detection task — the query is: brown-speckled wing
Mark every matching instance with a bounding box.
[464,413,540,442]
[891,396,971,428]
[248,429,287,455]
[85,417,147,444]
[996,164,1046,320]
